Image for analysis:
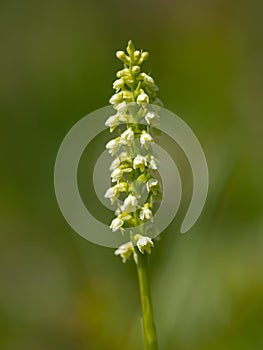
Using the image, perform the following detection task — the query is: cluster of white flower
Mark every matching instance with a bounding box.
[105,40,162,263]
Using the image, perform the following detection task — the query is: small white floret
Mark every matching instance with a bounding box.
[121,195,138,212]
[140,204,153,221]
[137,91,149,106]
[120,128,134,145]
[145,112,160,126]
[136,235,154,254]
[114,242,134,263]
[110,217,124,232]
[133,154,147,172]
[140,130,153,149]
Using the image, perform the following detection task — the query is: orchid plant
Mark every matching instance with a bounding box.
[104,40,162,350]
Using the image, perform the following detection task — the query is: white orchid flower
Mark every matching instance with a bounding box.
[111,168,123,182]
[133,154,147,172]
[140,204,153,221]
[114,242,134,263]
[106,139,120,155]
[137,91,149,106]
[136,235,154,254]
[110,217,124,232]
[120,128,134,145]
[121,195,138,212]
[109,157,121,171]
[146,178,159,193]
[145,111,160,126]
[113,78,124,90]
[148,155,159,170]
[105,114,120,130]
[104,186,118,204]
[140,130,153,149]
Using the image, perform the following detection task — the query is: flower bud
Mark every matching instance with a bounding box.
[116,50,126,60]
[116,68,130,78]
[133,50,141,61]
[116,51,131,65]
[132,65,140,74]
[113,78,124,90]
[109,92,123,105]
[138,51,149,65]
[144,74,154,85]
[126,40,135,57]
[141,51,149,61]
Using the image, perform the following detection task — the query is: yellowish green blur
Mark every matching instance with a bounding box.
[1,1,263,349]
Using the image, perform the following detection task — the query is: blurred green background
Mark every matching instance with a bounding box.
[1,0,263,349]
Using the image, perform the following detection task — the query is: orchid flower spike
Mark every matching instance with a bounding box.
[105,40,162,262]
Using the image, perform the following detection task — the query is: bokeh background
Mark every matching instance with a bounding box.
[1,0,263,349]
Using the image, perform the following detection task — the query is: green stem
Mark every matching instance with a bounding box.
[136,251,158,350]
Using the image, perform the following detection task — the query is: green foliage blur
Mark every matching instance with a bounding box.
[1,0,263,349]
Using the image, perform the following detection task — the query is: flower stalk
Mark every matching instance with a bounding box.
[137,251,158,350]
